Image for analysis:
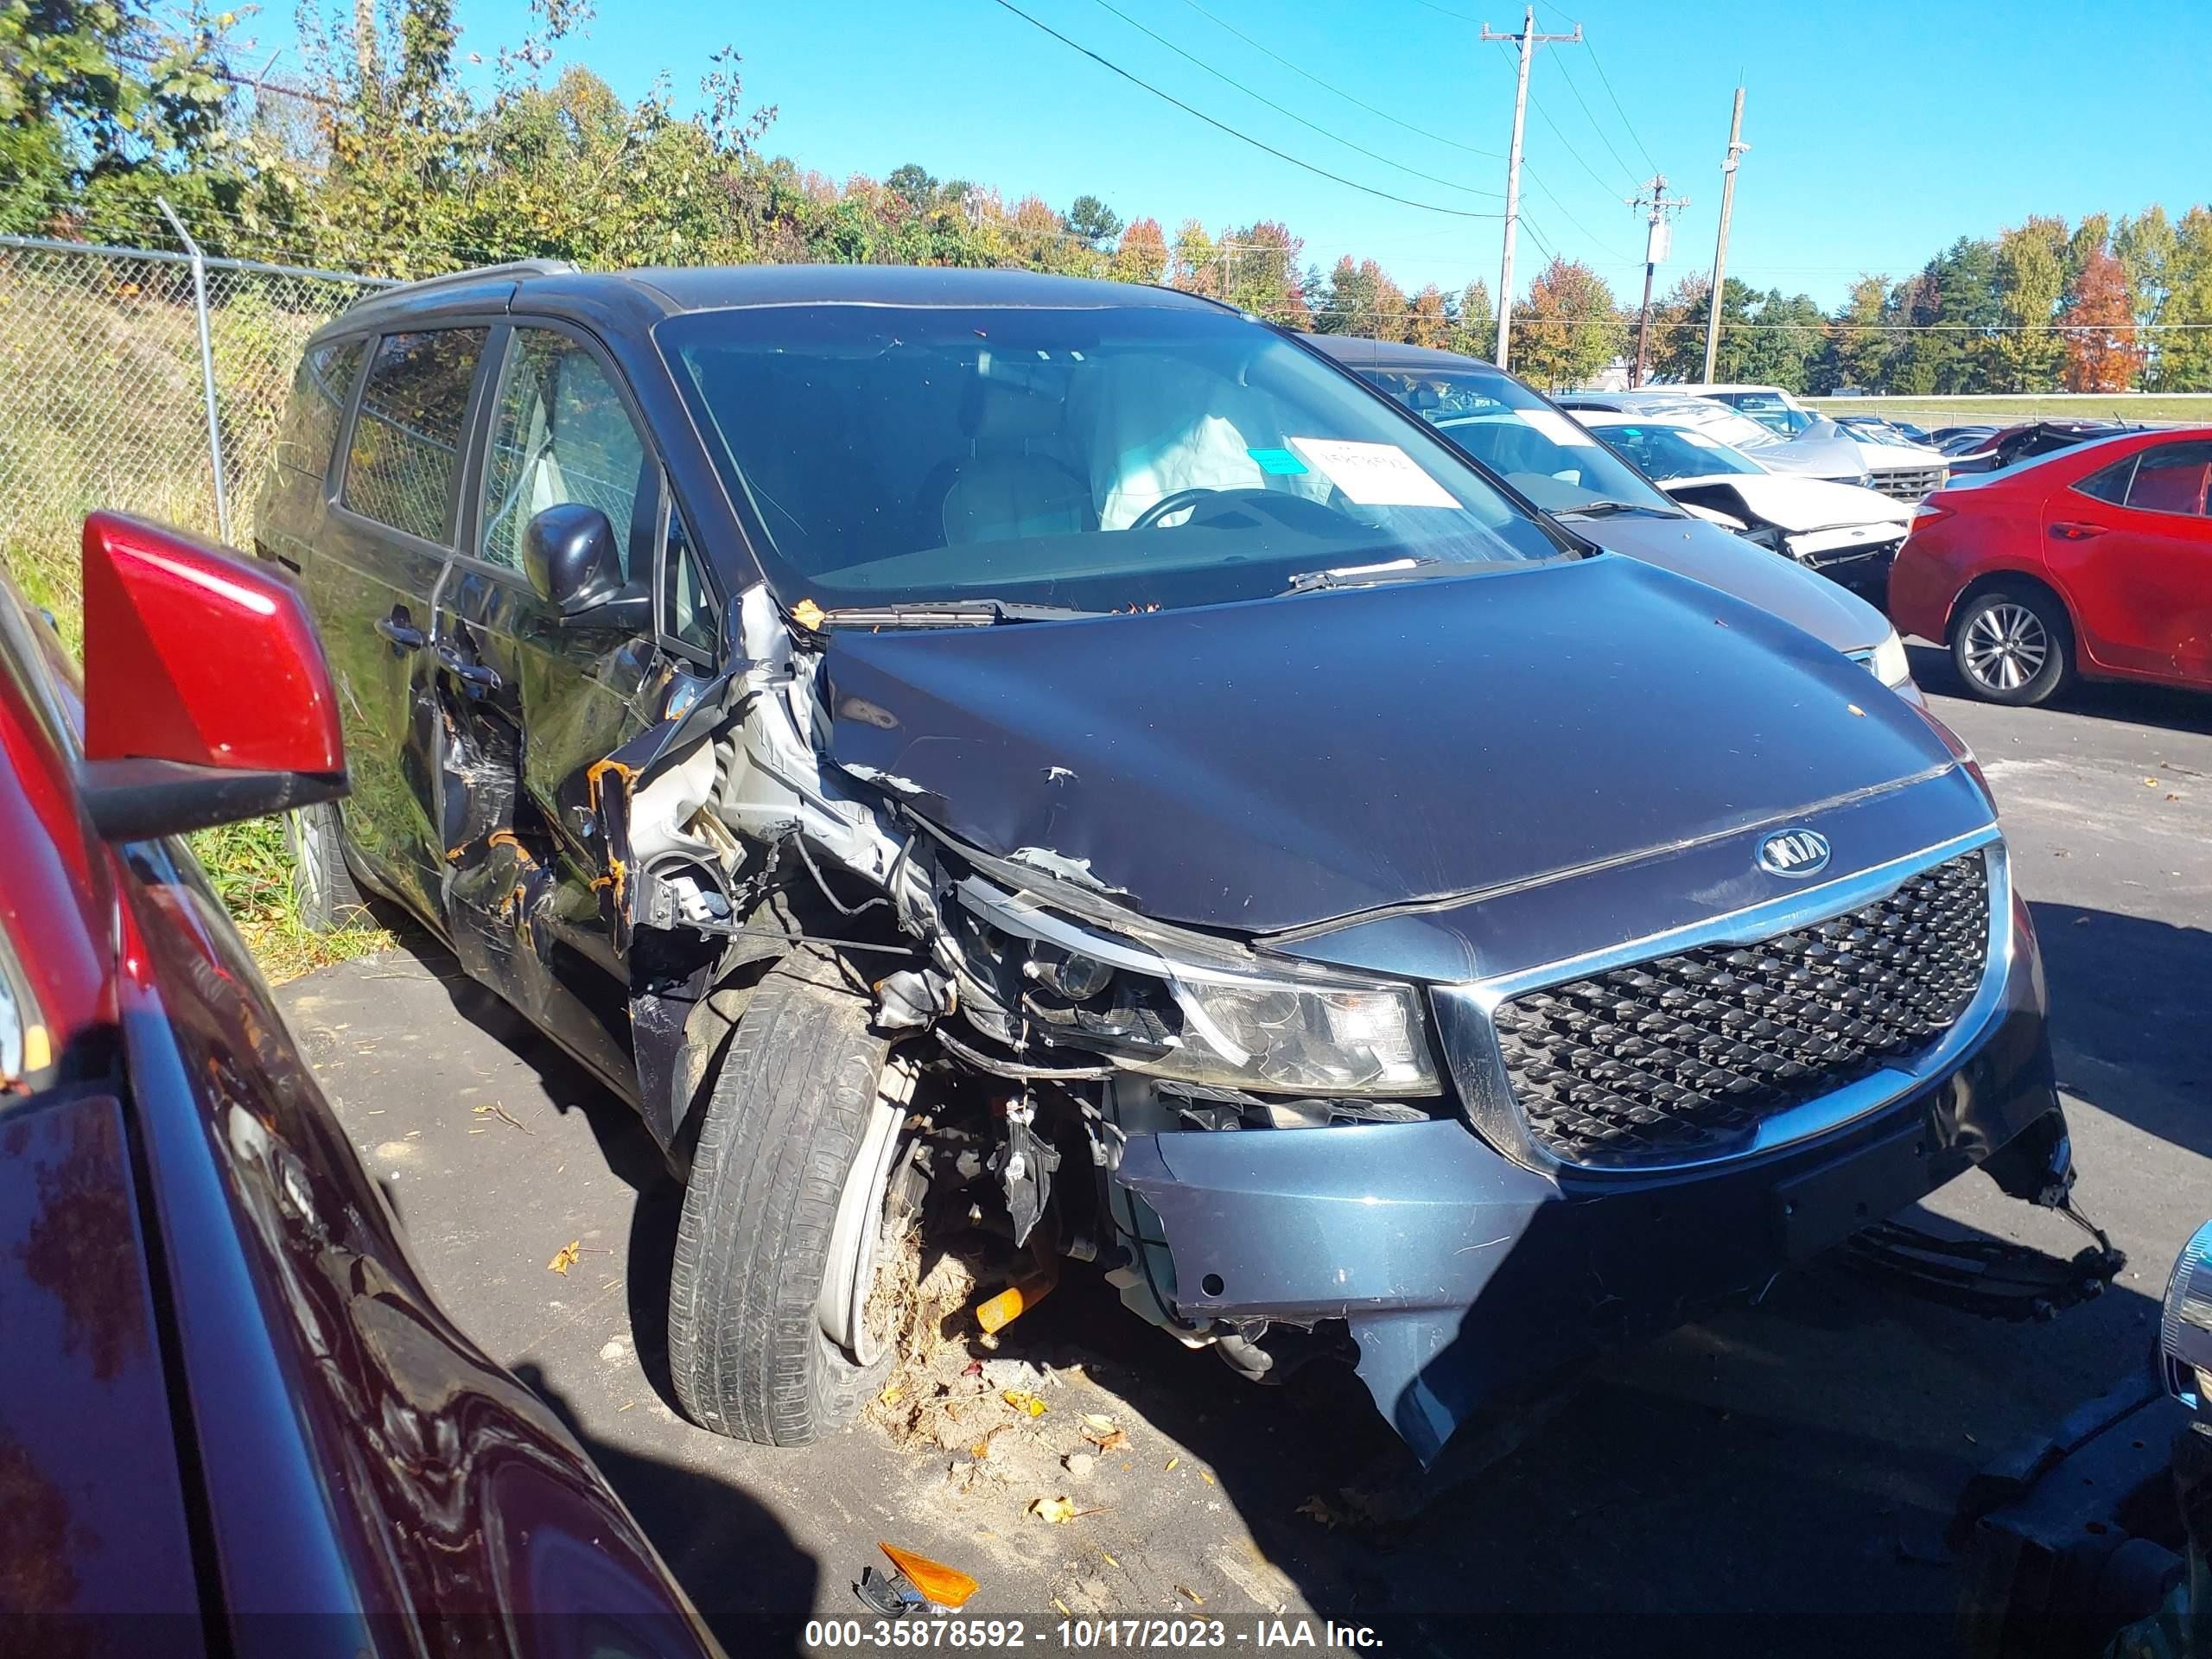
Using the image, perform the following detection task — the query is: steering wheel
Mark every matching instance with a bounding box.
[1128,485,1366,533]
[1128,486,1236,531]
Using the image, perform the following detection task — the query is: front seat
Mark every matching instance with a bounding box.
[938,378,1095,544]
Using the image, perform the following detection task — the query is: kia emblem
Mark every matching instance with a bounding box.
[1758,828,1831,878]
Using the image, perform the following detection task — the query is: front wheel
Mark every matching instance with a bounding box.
[668,966,921,1445]
[1952,586,2071,706]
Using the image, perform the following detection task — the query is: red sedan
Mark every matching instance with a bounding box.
[1889,427,2212,704]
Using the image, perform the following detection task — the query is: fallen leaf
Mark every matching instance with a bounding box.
[1029,1497,1077,1525]
[1084,1427,1130,1452]
[1847,703,1866,717]
[547,1240,582,1274]
[962,1359,984,1376]
[970,1440,991,1460]
[1081,1413,1118,1433]
[1199,1471,1215,1486]
[1176,1586,1205,1606]
[880,1385,903,1406]
[792,597,826,630]
[1165,1457,1179,1472]
[2145,778,2161,787]
[1101,1551,1120,1568]
[1002,1389,1047,1417]
[1052,1599,1072,1618]
[1297,1494,1344,1529]
[617,1400,635,1411]
[2169,793,2182,802]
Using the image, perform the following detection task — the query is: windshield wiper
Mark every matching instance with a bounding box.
[1281,556,1445,595]
[809,599,1103,629]
[1554,499,1683,520]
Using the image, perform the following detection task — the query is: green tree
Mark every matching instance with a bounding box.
[1452,278,1494,359]
[0,1,260,242]
[884,162,937,210]
[1990,216,2069,391]
[1821,276,1894,392]
[1217,220,1307,325]
[1308,255,1406,338]
[2114,207,2178,382]
[1888,238,2001,393]
[1065,194,1122,249]
[2150,207,2212,390]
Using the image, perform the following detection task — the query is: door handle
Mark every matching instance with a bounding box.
[374,612,426,649]
[2049,521,2108,541]
[433,640,503,694]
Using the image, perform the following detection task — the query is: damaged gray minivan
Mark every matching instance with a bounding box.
[260,263,2094,1465]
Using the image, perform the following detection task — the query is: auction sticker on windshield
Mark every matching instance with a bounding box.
[1288,437,1459,507]
[1516,408,1599,448]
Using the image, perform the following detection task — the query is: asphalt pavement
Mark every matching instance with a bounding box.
[275,644,2212,1657]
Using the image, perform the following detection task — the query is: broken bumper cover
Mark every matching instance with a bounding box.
[1113,887,2065,1467]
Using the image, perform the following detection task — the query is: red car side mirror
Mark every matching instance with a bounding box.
[78,512,347,842]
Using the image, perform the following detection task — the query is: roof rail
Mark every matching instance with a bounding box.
[358,257,579,302]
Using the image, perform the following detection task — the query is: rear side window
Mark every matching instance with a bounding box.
[2123,442,2212,517]
[2074,456,2135,505]
[271,339,364,481]
[343,327,489,543]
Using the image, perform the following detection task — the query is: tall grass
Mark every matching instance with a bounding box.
[0,254,392,982]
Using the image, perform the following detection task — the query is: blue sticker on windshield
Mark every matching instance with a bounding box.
[1247,447,1308,475]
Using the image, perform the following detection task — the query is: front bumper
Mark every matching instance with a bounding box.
[1112,884,2065,1465]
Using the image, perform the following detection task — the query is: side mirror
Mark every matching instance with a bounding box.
[79,512,346,842]
[523,503,645,628]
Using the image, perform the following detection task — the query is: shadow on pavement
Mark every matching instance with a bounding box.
[368,900,671,1193]
[1904,641,2212,737]
[513,1362,820,1655]
[2031,900,2212,1156]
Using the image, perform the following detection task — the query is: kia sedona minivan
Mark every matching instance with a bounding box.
[257,262,2084,1464]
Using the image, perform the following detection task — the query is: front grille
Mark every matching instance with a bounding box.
[1871,464,1947,502]
[1491,850,1991,1168]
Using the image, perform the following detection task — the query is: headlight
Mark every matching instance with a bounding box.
[1867,628,1912,689]
[2163,1219,2212,1418]
[954,877,1440,1096]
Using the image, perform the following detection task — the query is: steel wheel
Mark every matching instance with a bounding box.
[1961,603,2048,693]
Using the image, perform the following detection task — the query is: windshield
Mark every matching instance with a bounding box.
[660,305,1569,615]
[1720,391,1815,436]
[1355,365,1675,514]
[1592,422,1766,481]
[1676,404,1788,450]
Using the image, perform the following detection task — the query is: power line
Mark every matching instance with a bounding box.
[1085,0,1499,198]
[1548,54,1639,188]
[1530,1,1661,175]
[990,0,1500,218]
[1178,0,1503,161]
[1583,36,1660,174]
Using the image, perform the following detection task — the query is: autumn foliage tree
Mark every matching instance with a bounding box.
[2061,251,2143,391]
[1514,257,1624,391]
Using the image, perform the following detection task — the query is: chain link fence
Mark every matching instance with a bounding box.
[0,231,393,635]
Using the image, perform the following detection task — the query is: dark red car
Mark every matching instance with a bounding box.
[0,513,718,1656]
[1890,428,2212,704]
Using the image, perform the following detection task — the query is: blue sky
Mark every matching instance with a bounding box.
[251,0,2211,308]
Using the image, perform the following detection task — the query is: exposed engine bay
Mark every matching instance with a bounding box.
[608,582,1441,1390]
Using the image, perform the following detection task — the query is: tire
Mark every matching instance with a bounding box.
[668,966,916,1446]
[287,802,372,931]
[1951,585,2071,706]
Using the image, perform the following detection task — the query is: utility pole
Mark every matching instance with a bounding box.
[1702,88,1750,383]
[1627,172,1689,385]
[1480,8,1580,372]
